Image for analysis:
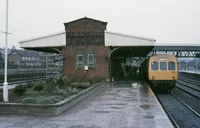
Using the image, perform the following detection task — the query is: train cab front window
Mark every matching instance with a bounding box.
[160,62,167,70]
[168,61,176,70]
[151,61,158,70]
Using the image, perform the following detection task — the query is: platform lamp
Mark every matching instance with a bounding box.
[2,0,10,102]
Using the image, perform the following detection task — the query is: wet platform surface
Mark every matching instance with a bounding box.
[0,82,173,128]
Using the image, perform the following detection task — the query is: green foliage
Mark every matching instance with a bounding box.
[13,84,27,96]
[89,78,103,84]
[44,79,56,93]
[53,87,69,97]
[26,83,34,89]
[71,82,91,89]
[22,95,65,104]
[56,76,64,87]
[22,97,37,104]
[67,87,79,94]
[33,84,44,91]
[24,90,43,96]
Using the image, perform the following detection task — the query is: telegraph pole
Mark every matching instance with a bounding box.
[2,0,10,102]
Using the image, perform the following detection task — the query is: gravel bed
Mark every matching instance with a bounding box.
[157,93,200,128]
[176,83,200,98]
[172,88,200,114]
[179,72,200,81]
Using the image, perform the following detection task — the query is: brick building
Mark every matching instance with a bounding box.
[63,17,109,80]
[19,17,155,81]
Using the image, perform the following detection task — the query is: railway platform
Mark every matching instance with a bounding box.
[0,81,174,128]
[179,70,200,75]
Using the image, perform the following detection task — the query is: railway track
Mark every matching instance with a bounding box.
[176,77,200,99]
[156,73,200,127]
[157,89,200,128]
[155,94,179,128]
[171,92,200,117]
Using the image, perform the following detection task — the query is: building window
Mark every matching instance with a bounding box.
[77,52,84,68]
[88,50,95,67]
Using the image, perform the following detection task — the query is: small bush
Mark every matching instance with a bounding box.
[89,78,103,84]
[56,76,64,87]
[44,80,56,93]
[24,90,43,96]
[22,97,37,104]
[49,95,65,103]
[71,82,91,89]
[67,87,79,94]
[53,88,69,97]
[36,95,64,104]
[26,83,34,89]
[33,84,44,91]
[13,84,27,96]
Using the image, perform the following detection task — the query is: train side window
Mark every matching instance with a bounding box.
[160,62,167,70]
[168,61,175,70]
[151,61,158,70]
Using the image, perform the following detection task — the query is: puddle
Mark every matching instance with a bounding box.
[92,110,112,114]
[139,105,151,110]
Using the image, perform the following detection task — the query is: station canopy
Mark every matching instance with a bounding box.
[105,31,156,57]
[19,30,156,55]
[19,32,66,53]
[104,30,155,46]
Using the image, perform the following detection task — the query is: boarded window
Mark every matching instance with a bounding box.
[88,50,95,67]
[168,61,175,70]
[151,61,158,70]
[77,53,84,68]
[160,62,167,70]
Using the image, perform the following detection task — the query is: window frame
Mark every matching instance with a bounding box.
[76,52,84,68]
[88,50,95,68]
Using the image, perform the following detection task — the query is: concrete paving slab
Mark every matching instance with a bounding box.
[0,81,173,128]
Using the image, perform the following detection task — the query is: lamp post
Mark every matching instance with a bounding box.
[3,0,9,102]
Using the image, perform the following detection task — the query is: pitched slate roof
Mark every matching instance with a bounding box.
[64,17,108,26]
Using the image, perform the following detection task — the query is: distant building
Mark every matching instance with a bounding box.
[0,47,49,70]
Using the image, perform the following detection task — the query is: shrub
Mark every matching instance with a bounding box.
[22,97,37,104]
[48,95,65,103]
[26,83,34,89]
[44,80,56,93]
[24,90,43,96]
[67,87,79,94]
[56,76,64,87]
[89,78,103,84]
[13,84,27,96]
[53,88,69,97]
[36,95,65,104]
[33,84,44,91]
[71,82,91,89]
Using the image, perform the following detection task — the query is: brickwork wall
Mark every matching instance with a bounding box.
[63,18,109,80]
[63,45,109,80]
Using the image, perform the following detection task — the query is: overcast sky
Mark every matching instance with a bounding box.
[0,0,200,48]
